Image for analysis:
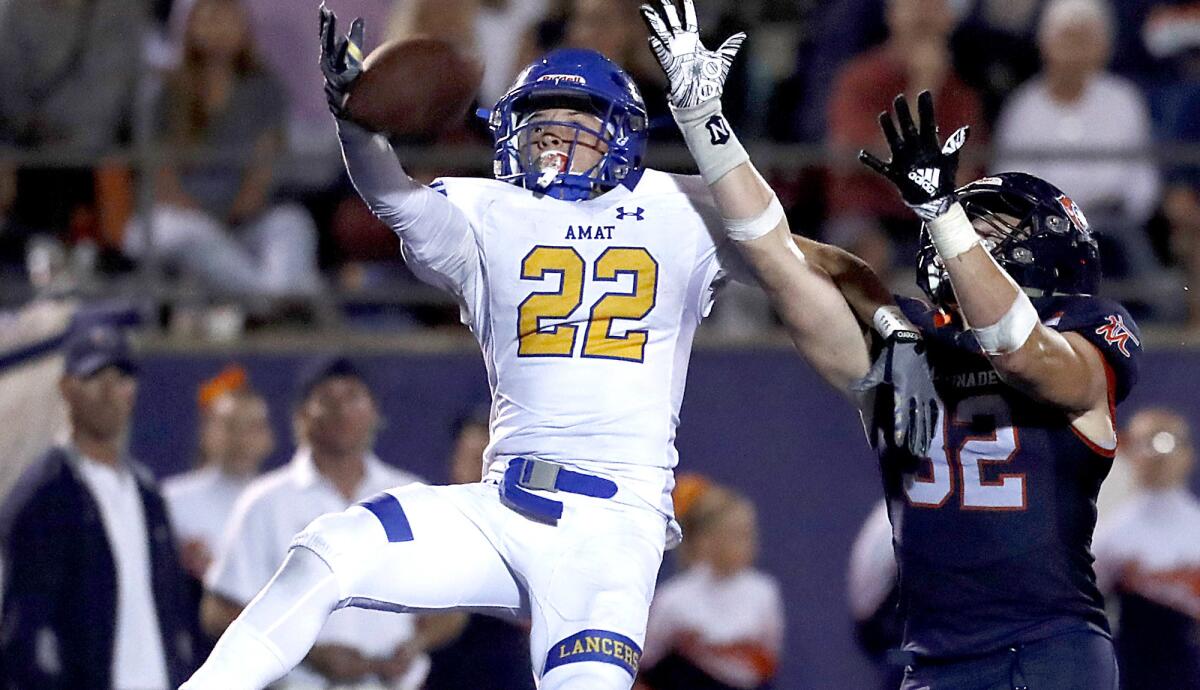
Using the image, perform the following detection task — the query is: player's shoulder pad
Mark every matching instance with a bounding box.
[1038,294,1141,403]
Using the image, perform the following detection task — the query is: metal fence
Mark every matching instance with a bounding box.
[3,139,1198,341]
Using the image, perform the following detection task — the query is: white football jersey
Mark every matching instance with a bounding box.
[407,170,735,517]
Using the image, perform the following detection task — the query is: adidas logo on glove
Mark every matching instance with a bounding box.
[908,168,940,195]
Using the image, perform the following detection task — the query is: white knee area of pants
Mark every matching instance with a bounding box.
[290,505,386,599]
[186,547,339,690]
[539,661,634,690]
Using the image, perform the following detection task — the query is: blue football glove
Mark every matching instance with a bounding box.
[319,2,365,120]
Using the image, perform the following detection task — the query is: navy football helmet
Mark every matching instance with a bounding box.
[917,172,1102,306]
[489,49,648,201]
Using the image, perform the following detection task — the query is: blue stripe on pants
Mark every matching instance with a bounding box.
[358,493,414,543]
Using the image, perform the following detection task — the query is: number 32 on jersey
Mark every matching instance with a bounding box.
[905,395,1027,511]
[518,246,658,363]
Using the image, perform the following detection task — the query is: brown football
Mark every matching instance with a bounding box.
[344,38,484,138]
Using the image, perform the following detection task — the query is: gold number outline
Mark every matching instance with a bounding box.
[516,246,585,358]
[581,247,660,362]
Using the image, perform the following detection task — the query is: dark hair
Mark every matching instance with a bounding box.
[162,0,264,144]
[293,356,373,409]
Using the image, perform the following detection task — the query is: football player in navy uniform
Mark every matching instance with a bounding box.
[726,88,1140,687]
[851,92,1141,689]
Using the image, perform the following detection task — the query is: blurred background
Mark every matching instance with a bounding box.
[1,0,1199,688]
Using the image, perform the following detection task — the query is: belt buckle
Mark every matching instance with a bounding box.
[517,458,561,492]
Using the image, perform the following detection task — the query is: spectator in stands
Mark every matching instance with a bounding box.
[1145,3,1200,326]
[1162,177,1200,327]
[847,500,903,690]
[525,0,673,132]
[1093,408,1200,690]
[0,325,198,688]
[202,356,461,689]
[424,407,535,690]
[825,0,985,277]
[789,0,889,143]
[951,0,1047,121]
[0,0,144,263]
[123,0,323,304]
[237,0,394,182]
[476,0,553,106]
[638,475,784,690]
[993,0,1164,285]
[165,364,274,581]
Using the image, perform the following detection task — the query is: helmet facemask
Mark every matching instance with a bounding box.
[493,91,645,200]
[490,49,649,202]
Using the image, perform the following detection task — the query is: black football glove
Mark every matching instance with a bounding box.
[858,91,969,222]
[853,328,939,458]
[319,2,365,120]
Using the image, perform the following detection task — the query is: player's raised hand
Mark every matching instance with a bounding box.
[319,2,365,120]
[640,0,745,110]
[859,91,969,222]
[853,325,939,458]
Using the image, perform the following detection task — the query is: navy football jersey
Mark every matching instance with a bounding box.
[873,294,1141,659]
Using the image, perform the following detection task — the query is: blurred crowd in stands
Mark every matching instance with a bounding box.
[2,0,1200,332]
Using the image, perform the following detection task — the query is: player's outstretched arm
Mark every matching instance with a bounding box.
[320,5,477,297]
[861,92,1108,414]
[639,0,866,390]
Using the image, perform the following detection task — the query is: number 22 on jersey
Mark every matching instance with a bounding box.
[518,246,659,363]
[905,394,1027,511]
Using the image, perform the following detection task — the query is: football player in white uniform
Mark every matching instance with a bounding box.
[183,3,887,689]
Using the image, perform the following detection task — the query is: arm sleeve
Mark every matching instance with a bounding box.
[338,121,481,299]
[1,501,67,687]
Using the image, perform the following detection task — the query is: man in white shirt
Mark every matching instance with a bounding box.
[201,356,463,689]
[993,0,1165,289]
[0,324,198,688]
[165,370,275,581]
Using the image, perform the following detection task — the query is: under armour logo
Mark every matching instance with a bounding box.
[1095,314,1140,358]
[705,115,731,145]
[908,168,941,196]
[616,206,645,221]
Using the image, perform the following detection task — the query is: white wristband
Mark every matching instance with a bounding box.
[671,100,750,185]
[927,202,980,260]
[723,195,785,242]
[972,291,1039,355]
[872,305,918,340]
